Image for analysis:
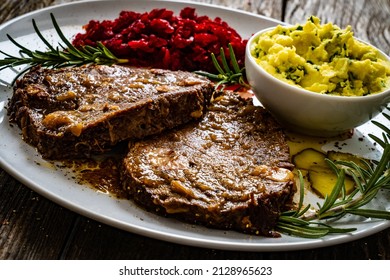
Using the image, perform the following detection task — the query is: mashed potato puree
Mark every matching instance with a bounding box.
[250,16,390,96]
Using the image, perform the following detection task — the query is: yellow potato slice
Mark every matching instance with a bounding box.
[292,148,328,170]
[308,169,355,198]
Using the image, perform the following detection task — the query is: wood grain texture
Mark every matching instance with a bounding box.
[61,217,390,260]
[0,0,389,260]
[192,0,284,19]
[284,0,390,54]
[51,0,284,19]
[0,170,76,259]
[0,0,56,23]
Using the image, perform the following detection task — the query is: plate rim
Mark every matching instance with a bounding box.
[0,0,389,252]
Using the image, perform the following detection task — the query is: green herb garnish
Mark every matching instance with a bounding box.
[195,44,250,90]
[277,110,390,238]
[1,14,389,239]
[0,13,129,82]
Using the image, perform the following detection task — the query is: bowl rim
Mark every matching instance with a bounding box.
[246,26,390,101]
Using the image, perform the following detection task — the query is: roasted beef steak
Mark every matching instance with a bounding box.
[121,92,295,236]
[8,65,213,159]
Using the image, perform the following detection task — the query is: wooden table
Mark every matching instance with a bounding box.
[1,0,389,260]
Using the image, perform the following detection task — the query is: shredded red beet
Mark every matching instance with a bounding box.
[72,7,247,73]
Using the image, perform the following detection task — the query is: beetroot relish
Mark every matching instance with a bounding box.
[72,7,247,72]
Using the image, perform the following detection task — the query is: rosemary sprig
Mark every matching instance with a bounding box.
[0,13,129,81]
[0,14,247,91]
[195,44,250,90]
[1,13,388,239]
[277,109,390,238]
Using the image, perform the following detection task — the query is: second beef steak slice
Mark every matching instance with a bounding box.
[8,65,212,159]
[122,92,295,236]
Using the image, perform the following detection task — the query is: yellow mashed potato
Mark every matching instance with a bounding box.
[250,16,390,96]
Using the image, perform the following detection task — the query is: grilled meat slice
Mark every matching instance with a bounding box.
[121,92,295,236]
[8,65,213,159]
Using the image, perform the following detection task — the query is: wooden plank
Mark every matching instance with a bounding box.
[0,0,389,260]
[0,0,56,23]
[51,0,284,19]
[62,217,390,259]
[194,0,284,19]
[284,0,390,53]
[0,170,76,259]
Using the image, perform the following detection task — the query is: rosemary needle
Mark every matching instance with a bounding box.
[277,111,390,238]
[0,13,389,239]
[0,13,129,82]
[195,44,250,91]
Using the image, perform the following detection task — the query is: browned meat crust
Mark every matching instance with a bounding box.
[121,92,295,236]
[8,65,213,159]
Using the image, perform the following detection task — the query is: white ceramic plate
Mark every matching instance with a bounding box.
[0,0,389,252]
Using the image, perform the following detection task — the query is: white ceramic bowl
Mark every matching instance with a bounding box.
[245,27,390,137]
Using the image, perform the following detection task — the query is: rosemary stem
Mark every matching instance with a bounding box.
[299,198,357,222]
